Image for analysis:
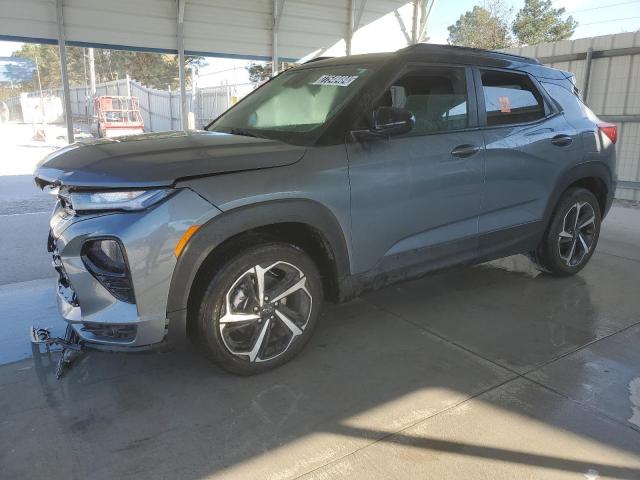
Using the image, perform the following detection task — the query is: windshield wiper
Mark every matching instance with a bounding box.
[221,127,265,138]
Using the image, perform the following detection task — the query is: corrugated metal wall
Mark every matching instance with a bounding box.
[506,32,640,201]
[0,0,411,59]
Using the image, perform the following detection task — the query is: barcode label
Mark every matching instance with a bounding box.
[311,75,359,87]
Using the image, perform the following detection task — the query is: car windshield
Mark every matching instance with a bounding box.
[207,65,373,141]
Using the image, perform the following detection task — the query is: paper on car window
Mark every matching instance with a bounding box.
[499,96,511,113]
[311,75,359,87]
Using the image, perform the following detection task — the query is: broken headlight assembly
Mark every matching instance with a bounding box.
[68,188,173,212]
[81,238,135,304]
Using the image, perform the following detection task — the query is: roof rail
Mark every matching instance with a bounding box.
[303,56,335,64]
[398,43,540,65]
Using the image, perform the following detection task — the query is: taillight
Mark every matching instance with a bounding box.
[598,122,618,144]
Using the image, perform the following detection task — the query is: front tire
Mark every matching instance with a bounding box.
[195,242,323,375]
[534,187,601,276]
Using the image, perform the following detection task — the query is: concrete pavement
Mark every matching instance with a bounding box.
[0,204,638,479]
[0,175,55,285]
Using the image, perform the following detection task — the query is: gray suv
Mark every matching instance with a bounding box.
[35,44,617,375]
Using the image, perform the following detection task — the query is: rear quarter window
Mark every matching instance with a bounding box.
[540,81,595,121]
[481,70,546,126]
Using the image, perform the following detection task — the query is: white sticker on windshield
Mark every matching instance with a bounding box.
[311,75,359,87]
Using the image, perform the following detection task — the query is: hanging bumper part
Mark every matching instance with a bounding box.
[30,324,84,379]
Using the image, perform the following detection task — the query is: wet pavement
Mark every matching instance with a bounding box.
[0,205,639,480]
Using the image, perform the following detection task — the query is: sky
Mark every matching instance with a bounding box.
[425,0,640,44]
[1,0,638,86]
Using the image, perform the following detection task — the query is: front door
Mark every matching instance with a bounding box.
[347,65,485,279]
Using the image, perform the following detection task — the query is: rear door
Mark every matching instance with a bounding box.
[347,65,485,277]
[474,67,582,258]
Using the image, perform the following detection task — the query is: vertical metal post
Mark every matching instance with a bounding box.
[126,74,131,98]
[349,1,367,55]
[88,47,96,95]
[82,48,89,124]
[411,0,419,45]
[272,0,279,77]
[168,85,174,130]
[147,89,153,132]
[418,0,436,43]
[346,0,354,55]
[55,0,74,143]
[583,47,594,103]
[190,65,198,127]
[35,56,45,115]
[177,0,188,130]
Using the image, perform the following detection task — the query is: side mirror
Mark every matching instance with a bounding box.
[372,106,414,136]
[352,106,415,141]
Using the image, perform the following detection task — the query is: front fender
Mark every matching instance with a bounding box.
[166,198,352,317]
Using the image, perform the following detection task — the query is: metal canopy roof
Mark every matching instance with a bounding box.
[0,0,435,142]
[0,0,413,60]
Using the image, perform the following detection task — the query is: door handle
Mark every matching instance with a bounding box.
[551,134,573,147]
[450,144,480,158]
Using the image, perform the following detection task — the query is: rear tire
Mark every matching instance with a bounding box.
[195,242,323,375]
[534,187,601,276]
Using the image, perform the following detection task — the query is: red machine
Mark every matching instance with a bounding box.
[93,96,144,138]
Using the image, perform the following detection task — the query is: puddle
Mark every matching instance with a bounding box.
[479,254,543,278]
[584,468,600,479]
[0,279,65,366]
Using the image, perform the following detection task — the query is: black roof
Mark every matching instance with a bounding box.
[299,43,540,69]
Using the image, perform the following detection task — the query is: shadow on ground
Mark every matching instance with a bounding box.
[1,252,639,480]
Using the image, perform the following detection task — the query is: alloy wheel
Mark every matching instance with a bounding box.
[218,261,313,362]
[557,201,596,267]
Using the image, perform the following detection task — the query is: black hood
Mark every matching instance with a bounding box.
[34,130,306,189]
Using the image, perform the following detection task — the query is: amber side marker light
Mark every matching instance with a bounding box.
[175,224,201,258]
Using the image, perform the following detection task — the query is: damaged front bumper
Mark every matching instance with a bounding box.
[44,188,217,351]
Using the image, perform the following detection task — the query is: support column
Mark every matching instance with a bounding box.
[177,0,188,130]
[583,47,594,103]
[347,0,367,56]
[346,0,354,55]
[418,0,436,43]
[272,0,281,77]
[411,0,419,44]
[411,0,435,44]
[88,47,96,95]
[55,0,74,143]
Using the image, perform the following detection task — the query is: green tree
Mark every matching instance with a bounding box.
[513,0,577,45]
[246,61,295,83]
[11,44,202,92]
[448,1,513,50]
[11,44,65,91]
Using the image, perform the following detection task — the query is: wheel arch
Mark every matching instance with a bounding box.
[166,199,353,320]
[544,162,613,224]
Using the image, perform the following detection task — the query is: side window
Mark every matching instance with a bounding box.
[480,70,545,126]
[378,67,468,135]
[541,81,594,120]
